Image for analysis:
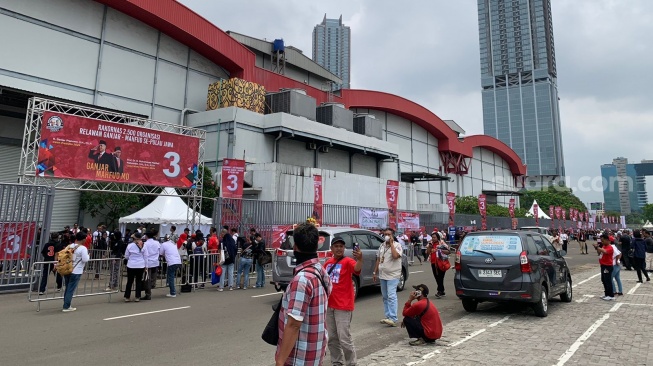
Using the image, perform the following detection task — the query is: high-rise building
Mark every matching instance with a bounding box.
[601,157,649,214]
[477,0,565,183]
[312,14,351,89]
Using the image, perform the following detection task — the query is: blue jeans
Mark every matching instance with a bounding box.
[63,274,81,309]
[220,263,235,289]
[612,264,623,294]
[167,264,180,295]
[380,278,399,322]
[237,258,253,288]
[255,262,266,287]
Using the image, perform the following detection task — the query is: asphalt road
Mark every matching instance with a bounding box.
[0,241,598,366]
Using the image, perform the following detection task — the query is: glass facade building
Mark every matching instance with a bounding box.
[477,0,564,178]
[601,157,649,214]
[312,14,351,89]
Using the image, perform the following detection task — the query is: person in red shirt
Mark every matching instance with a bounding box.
[176,228,190,249]
[324,236,362,366]
[401,284,443,346]
[594,233,615,300]
[207,227,219,253]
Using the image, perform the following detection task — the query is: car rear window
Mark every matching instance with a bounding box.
[460,235,523,257]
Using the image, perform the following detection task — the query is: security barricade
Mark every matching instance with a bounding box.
[184,253,221,289]
[28,258,121,312]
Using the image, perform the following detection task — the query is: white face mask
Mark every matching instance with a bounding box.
[384,235,391,242]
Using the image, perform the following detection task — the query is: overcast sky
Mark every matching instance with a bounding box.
[179,0,653,206]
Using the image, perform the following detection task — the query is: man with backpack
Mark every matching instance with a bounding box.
[58,232,90,312]
[401,284,443,346]
[218,227,237,291]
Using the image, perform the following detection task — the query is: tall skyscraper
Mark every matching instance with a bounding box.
[477,0,565,183]
[601,157,650,214]
[312,14,351,89]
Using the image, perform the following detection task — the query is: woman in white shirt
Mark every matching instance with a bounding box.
[611,242,623,296]
[124,232,146,302]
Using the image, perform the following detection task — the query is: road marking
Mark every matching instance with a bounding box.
[627,282,641,295]
[103,306,190,321]
[626,293,653,296]
[251,292,282,298]
[449,328,486,347]
[554,303,620,366]
[620,303,653,307]
[488,316,510,327]
[409,271,424,274]
[575,295,594,303]
[572,273,600,288]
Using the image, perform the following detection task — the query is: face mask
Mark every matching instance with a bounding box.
[384,235,391,242]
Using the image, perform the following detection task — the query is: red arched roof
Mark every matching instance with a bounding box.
[97,0,526,176]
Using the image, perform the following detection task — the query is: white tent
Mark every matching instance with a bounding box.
[643,221,653,229]
[525,200,551,219]
[119,187,212,237]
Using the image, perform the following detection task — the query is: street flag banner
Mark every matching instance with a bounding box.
[359,209,389,229]
[313,175,323,225]
[221,159,245,198]
[509,198,515,218]
[0,222,37,260]
[549,206,554,228]
[446,192,456,226]
[478,194,487,230]
[398,212,420,229]
[37,111,200,187]
[386,180,399,230]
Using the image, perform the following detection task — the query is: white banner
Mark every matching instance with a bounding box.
[358,208,389,229]
[398,212,420,229]
[620,215,626,229]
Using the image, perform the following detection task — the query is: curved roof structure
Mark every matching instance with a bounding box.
[97,0,526,176]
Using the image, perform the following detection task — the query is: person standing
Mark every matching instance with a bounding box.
[373,227,403,327]
[401,284,443,346]
[106,230,126,291]
[39,233,64,295]
[61,232,90,312]
[219,227,237,291]
[427,234,450,298]
[124,233,146,302]
[611,240,623,296]
[143,230,161,299]
[275,222,331,366]
[578,230,588,255]
[631,230,650,282]
[237,236,253,289]
[560,231,569,253]
[324,237,363,366]
[191,232,207,288]
[169,226,179,245]
[593,233,615,301]
[643,230,653,273]
[620,230,633,270]
[419,231,432,263]
[159,237,182,298]
[253,233,267,288]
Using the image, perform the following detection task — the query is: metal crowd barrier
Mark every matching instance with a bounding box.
[28,258,121,312]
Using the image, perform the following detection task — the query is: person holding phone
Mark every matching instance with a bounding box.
[324,237,363,366]
[401,284,443,346]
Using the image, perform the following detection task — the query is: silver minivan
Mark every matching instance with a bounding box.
[271,227,409,298]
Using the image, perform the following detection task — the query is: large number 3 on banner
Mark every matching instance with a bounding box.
[163,152,180,177]
[388,190,396,202]
[226,174,238,192]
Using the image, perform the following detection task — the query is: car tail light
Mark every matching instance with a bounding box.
[276,249,287,257]
[520,251,531,273]
[456,290,464,295]
[520,293,532,299]
[455,250,461,271]
[317,251,333,259]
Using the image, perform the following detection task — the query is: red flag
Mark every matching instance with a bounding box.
[386,180,399,230]
[509,199,515,218]
[478,194,487,230]
[312,175,323,225]
[446,192,456,227]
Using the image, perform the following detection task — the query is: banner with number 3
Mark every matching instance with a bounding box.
[221,159,245,199]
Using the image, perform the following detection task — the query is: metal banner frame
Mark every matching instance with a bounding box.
[19,97,206,228]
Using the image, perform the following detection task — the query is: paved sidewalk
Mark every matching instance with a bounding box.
[358,267,653,366]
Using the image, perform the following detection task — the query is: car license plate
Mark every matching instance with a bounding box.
[478,269,502,278]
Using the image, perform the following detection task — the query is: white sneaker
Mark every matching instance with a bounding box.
[218,288,224,292]
[166,294,177,298]
[602,296,614,301]
[62,307,77,312]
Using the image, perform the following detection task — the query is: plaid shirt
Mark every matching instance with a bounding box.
[276,258,331,366]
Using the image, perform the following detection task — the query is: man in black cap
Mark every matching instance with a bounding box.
[88,140,113,167]
[108,146,124,173]
[401,284,443,346]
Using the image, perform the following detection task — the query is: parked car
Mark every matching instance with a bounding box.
[454,230,572,317]
[519,226,554,242]
[271,227,409,298]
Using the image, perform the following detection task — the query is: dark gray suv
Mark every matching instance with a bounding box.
[271,227,409,298]
[454,231,572,317]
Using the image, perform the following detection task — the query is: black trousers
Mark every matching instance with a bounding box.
[39,263,62,292]
[144,267,158,296]
[621,247,632,269]
[562,241,568,252]
[431,263,446,295]
[600,265,614,297]
[403,316,435,342]
[633,258,650,282]
[125,267,144,299]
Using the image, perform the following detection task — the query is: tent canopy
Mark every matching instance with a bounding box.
[525,200,551,219]
[119,187,213,225]
[643,221,653,229]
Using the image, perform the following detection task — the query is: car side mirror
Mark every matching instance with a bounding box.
[559,250,567,257]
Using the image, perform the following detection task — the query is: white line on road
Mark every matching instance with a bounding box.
[554,302,620,366]
[620,303,653,307]
[251,292,282,298]
[572,273,600,288]
[409,271,424,274]
[405,328,487,366]
[488,316,510,327]
[103,306,190,321]
[625,293,653,296]
[449,328,487,347]
[627,282,641,295]
[575,295,595,303]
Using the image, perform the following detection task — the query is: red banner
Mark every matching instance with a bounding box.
[555,206,562,220]
[446,192,456,226]
[269,225,294,249]
[221,159,245,198]
[478,194,487,230]
[313,175,323,225]
[398,212,420,229]
[386,180,399,230]
[37,112,200,188]
[0,222,37,260]
[508,198,515,218]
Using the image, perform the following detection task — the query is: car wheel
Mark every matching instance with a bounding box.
[560,277,573,303]
[397,269,406,292]
[461,299,478,312]
[533,286,548,317]
[353,276,360,300]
